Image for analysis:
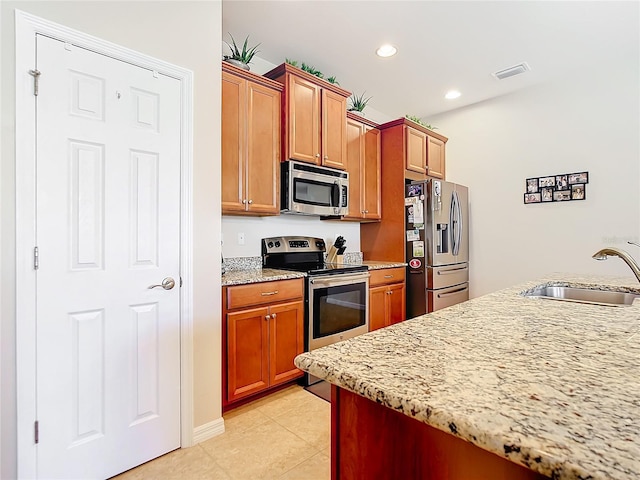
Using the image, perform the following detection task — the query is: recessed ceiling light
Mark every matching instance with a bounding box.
[445,90,461,100]
[376,44,397,58]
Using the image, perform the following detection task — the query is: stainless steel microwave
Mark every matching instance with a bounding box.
[281,161,349,216]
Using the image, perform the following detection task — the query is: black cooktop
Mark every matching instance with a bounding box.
[261,236,368,277]
[277,262,368,277]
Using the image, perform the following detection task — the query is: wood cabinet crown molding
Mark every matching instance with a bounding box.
[346,111,379,128]
[378,117,448,143]
[222,61,283,91]
[264,62,351,97]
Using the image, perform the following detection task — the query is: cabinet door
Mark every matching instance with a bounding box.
[427,135,445,179]
[363,126,381,220]
[369,285,388,332]
[322,89,348,170]
[405,126,427,175]
[387,282,406,326]
[288,74,321,164]
[344,118,364,219]
[269,300,305,386]
[221,71,247,213]
[227,306,270,402]
[246,81,281,214]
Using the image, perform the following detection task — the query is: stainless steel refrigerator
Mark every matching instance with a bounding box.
[405,179,469,318]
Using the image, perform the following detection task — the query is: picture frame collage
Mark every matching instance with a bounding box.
[524,172,588,204]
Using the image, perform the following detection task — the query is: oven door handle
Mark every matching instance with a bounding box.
[310,273,370,287]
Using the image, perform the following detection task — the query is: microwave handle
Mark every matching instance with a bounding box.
[331,182,340,207]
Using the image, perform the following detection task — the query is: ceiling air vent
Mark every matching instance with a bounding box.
[492,62,530,80]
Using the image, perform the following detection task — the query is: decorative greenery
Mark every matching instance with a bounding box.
[285,59,339,85]
[405,114,437,130]
[223,34,260,65]
[348,92,372,112]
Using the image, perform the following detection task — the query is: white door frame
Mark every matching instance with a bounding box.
[14,10,194,478]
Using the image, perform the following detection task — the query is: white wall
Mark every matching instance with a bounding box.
[430,60,640,298]
[1,2,222,477]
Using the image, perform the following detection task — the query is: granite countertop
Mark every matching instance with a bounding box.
[294,274,640,480]
[221,268,305,287]
[222,261,405,286]
[352,260,407,270]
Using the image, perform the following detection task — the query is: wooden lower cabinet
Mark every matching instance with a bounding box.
[224,279,304,406]
[369,267,406,331]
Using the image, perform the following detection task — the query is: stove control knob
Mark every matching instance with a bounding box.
[275,241,281,248]
[267,241,274,249]
[316,241,324,248]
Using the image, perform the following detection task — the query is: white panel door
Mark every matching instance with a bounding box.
[35,34,181,479]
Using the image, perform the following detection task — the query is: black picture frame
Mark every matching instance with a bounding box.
[568,172,589,185]
[571,184,586,200]
[524,192,541,204]
[524,171,589,204]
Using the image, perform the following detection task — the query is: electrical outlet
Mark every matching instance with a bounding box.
[237,232,245,245]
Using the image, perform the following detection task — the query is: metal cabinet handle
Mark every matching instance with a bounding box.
[261,290,279,296]
[242,199,247,204]
[324,155,328,160]
[148,277,175,290]
[384,274,393,279]
[315,153,321,158]
[248,199,253,204]
[265,314,271,321]
[271,313,277,319]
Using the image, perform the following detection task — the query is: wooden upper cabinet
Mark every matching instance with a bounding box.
[344,113,381,221]
[427,134,446,179]
[288,74,320,164]
[322,89,348,169]
[377,118,448,182]
[221,62,282,215]
[405,126,428,175]
[265,63,351,169]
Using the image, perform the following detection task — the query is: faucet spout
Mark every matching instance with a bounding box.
[592,247,640,283]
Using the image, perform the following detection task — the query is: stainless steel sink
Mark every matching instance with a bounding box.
[524,285,639,307]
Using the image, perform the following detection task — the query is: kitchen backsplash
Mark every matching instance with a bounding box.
[224,252,364,272]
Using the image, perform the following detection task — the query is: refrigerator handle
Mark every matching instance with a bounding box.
[450,190,460,255]
[454,192,464,255]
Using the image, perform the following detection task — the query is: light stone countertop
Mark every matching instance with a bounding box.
[294,274,640,480]
[221,261,404,286]
[221,268,305,287]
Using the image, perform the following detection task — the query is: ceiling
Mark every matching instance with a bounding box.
[222,1,639,121]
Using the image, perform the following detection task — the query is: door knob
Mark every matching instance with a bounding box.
[148,277,175,290]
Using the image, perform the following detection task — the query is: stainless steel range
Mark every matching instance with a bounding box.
[262,236,370,359]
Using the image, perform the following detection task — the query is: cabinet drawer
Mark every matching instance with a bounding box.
[227,278,304,310]
[369,267,406,287]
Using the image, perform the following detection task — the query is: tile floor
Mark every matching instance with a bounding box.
[114,385,331,480]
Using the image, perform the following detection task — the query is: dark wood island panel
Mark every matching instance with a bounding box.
[331,386,547,480]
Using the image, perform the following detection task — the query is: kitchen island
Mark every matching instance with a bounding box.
[294,274,640,480]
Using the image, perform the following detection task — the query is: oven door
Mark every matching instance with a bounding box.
[308,272,369,351]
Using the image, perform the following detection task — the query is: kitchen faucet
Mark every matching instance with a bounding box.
[592,245,640,283]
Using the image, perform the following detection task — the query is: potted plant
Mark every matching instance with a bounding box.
[348,92,372,116]
[223,34,260,71]
[405,114,437,130]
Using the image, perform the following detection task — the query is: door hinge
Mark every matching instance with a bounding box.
[179,276,183,287]
[34,246,39,270]
[34,421,39,444]
[29,69,41,96]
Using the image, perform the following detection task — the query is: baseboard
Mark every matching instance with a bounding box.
[192,417,225,444]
